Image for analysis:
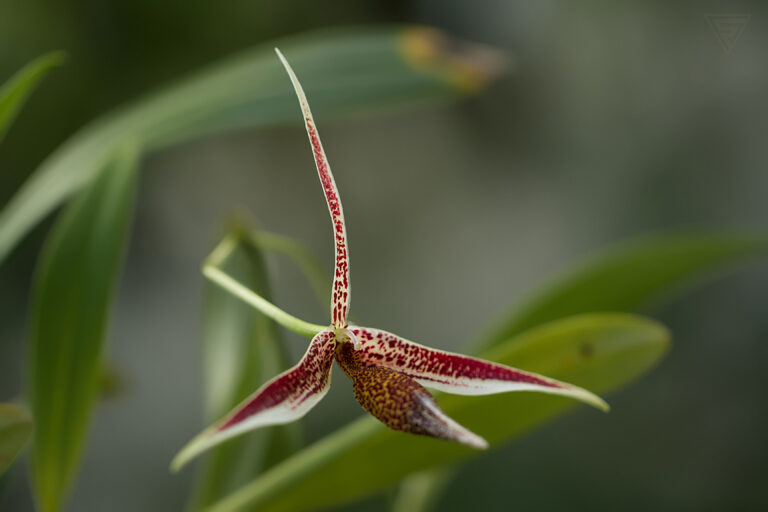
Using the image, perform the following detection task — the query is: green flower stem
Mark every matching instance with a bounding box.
[203,234,325,339]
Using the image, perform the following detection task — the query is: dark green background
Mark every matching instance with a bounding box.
[1,1,766,510]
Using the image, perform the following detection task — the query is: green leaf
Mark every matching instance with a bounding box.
[191,226,302,509]
[479,232,767,349]
[390,468,452,512]
[397,231,768,512]
[0,26,505,266]
[0,403,33,476]
[0,52,65,143]
[26,144,138,512]
[208,313,669,512]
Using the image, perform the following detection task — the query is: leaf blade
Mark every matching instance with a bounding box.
[26,144,138,512]
[0,52,65,143]
[0,27,505,266]
[208,313,669,512]
[479,232,767,349]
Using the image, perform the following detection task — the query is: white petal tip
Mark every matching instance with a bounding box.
[462,432,489,450]
[451,421,489,449]
[574,388,610,412]
[170,429,215,473]
[169,446,194,473]
[432,403,489,450]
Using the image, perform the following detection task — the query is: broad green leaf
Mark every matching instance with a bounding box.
[0,26,505,265]
[208,313,669,512]
[0,52,65,143]
[27,144,138,512]
[479,232,767,349]
[191,226,301,509]
[0,403,33,475]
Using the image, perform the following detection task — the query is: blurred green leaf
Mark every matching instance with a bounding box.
[0,52,65,143]
[0,26,505,265]
[97,361,126,401]
[191,226,302,509]
[0,403,33,476]
[26,144,138,512]
[398,231,768,511]
[479,232,767,349]
[247,230,330,308]
[209,313,669,512]
[390,468,452,512]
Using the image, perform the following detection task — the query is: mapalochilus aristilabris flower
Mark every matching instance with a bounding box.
[171,49,608,471]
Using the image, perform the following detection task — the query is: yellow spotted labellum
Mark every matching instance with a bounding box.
[171,49,608,472]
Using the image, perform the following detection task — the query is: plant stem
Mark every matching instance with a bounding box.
[203,234,326,339]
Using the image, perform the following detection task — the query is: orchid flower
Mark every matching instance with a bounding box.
[171,49,608,471]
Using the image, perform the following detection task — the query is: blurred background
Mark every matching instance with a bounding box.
[1,1,767,510]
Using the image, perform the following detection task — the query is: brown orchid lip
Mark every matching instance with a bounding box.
[335,341,489,449]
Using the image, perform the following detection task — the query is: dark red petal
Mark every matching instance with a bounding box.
[350,326,608,411]
[171,329,336,471]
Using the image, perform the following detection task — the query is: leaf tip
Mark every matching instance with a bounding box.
[43,50,68,67]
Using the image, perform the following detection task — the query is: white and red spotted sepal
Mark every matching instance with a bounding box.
[171,329,336,471]
[276,49,350,330]
[348,327,609,411]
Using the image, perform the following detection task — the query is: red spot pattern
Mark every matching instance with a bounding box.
[305,118,349,328]
[350,327,564,390]
[217,330,335,431]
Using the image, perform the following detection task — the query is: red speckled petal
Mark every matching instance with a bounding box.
[171,329,336,471]
[349,326,609,411]
[335,343,488,449]
[276,49,350,329]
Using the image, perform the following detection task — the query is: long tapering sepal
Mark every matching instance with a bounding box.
[349,327,609,411]
[335,343,488,449]
[276,48,350,329]
[171,329,336,471]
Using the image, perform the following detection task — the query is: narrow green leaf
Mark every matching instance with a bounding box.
[0,403,33,476]
[26,144,138,512]
[191,226,301,509]
[479,232,767,349]
[0,52,65,143]
[0,26,505,266]
[209,313,669,512]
